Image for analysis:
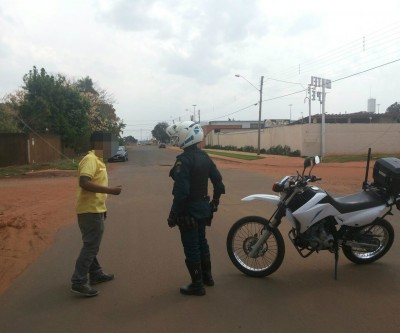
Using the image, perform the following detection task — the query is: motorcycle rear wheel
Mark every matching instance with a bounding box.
[226,216,285,277]
[342,218,394,264]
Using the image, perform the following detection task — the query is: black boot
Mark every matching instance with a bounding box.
[180,260,206,296]
[201,259,214,286]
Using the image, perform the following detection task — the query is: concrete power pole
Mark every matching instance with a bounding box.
[321,83,326,157]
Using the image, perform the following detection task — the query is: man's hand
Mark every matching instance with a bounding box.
[210,199,219,213]
[167,209,177,228]
[108,185,122,195]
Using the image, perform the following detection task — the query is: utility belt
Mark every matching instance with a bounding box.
[187,195,210,202]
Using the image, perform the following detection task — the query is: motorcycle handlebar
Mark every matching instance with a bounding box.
[311,176,322,182]
[299,175,322,185]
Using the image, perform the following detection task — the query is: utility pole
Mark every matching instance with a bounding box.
[308,85,312,123]
[192,105,196,122]
[321,83,326,157]
[198,110,200,123]
[235,74,264,155]
[257,76,264,155]
[288,104,292,124]
[310,76,331,157]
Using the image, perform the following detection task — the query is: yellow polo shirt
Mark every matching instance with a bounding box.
[76,150,108,214]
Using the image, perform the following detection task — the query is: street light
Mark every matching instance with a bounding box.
[235,74,264,155]
[288,104,292,124]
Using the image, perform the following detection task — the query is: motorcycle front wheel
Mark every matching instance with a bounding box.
[342,218,394,264]
[226,216,285,277]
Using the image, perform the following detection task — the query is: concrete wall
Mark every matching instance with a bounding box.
[206,123,400,156]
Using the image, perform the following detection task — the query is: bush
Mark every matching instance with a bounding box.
[205,144,238,151]
[242,145,255,153]
[205,144,300,157]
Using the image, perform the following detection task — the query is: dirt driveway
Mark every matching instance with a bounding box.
[0,153,371,295]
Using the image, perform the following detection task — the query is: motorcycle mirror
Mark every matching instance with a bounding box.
[308,156,320,176]
[304,157,312,169]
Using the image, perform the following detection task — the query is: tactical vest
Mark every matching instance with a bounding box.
[185,149,211,201]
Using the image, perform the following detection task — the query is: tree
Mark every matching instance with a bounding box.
[123,135,137,144]
[0,103,20,133]
[74,77,126,139]
[76,76,98,95]
[0,91,24,133]
[386,102,400,122]
[19,66,91,150]
[151,122,170,143]
[3,67,126,152]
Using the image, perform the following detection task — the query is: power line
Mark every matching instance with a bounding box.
[203,57,400,122]
[16,115,74,161]
[268,21,400,81]
[263,58,400,103]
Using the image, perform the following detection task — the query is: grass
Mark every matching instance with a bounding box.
[204,150,265,160]
[205,149,400,163]
[0,158,79,178]
[322,153,400,163]
[1,152,399,178]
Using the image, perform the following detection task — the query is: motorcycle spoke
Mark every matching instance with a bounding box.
[350,225,389,258]
[231,222,279,272]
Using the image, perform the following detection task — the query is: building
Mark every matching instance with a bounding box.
[368,98,376,113]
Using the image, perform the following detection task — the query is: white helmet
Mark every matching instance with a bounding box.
[166,121,204,149]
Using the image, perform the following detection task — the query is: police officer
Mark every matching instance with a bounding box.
[166,121,225,296]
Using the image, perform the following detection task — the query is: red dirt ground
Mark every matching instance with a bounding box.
[0,155,371,295]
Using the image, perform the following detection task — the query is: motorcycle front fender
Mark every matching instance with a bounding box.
[242,194,280,205]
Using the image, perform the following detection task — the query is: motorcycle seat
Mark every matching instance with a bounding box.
[328,191,385,214]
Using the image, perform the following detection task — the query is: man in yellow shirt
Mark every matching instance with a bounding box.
[71,149,122,297]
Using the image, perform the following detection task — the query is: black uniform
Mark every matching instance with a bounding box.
[168,144,225,295]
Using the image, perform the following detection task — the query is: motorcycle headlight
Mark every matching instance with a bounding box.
[272,182,284,193]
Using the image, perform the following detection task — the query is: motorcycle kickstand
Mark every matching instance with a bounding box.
[334,245,339,280]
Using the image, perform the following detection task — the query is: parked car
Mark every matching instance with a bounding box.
[108,146,128,162]
[158,143,166,148]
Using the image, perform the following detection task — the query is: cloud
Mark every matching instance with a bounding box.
[98,0,262,83]
[285,14,322,37]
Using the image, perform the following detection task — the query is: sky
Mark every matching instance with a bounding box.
[1,0,400,140]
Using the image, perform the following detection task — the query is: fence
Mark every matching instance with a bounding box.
[0,133,62,167]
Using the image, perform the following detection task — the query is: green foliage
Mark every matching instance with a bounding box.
[204,150,264,160]
[265,144,300,156]
[75,77,126,140]
[240,145,256,153]
[204,144,300,157]
[152,122,170,143]
[204,145,238,151]
[10,66,127,152]
[19,66,91,151]
[0,102,21,133]
[123,135,138,145]
[76,76,98,95]
[0,158,79,178]
[386,102,400,122]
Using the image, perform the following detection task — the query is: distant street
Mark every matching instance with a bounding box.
[1,145,400,332]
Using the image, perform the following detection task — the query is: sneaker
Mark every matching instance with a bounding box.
[90,272,114,285]
[71,284,99,297]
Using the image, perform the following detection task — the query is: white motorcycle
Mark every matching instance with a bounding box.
[227,150,400,279]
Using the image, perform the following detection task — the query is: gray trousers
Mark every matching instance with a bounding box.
[71,213,105,285]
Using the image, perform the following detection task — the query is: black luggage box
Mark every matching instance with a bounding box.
[373,157,400,195]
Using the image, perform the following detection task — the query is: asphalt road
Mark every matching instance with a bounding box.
[1,145,400,332]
